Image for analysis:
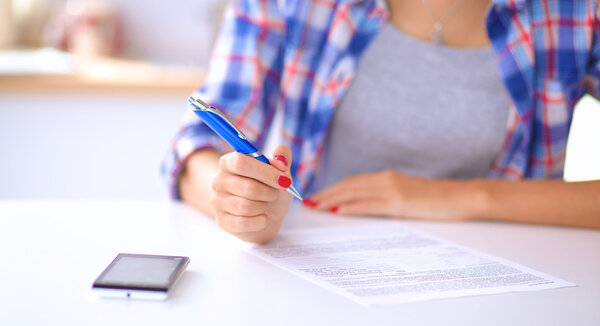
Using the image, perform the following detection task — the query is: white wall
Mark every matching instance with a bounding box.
[564,95,600,182]
[110,0,227,65]
[0,88,187,199]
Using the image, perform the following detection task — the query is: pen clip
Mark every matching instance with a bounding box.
[188,97,247,140]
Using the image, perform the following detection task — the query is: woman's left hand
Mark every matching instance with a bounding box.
[306,170,475,221]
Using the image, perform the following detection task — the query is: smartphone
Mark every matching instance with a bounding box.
[92,253,190,300]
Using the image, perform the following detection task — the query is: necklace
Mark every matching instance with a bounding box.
[422,0,466,46]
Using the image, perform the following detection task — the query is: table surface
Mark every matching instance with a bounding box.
[1,201,598,326]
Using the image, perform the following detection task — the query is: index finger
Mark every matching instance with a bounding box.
[220,152,294,191]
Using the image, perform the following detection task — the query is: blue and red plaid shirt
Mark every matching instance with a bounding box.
[162,0,600,199]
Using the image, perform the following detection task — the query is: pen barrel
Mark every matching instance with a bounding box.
[193,110,258,155]
[189,98,303,201]
[252,153,271,165]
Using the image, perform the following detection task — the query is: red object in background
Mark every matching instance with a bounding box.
[44,0,123,57]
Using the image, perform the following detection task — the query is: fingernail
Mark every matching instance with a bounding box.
[277,175,291,188]
[330,206,339,214]
[303,198,318,208]
[274,155,287,167]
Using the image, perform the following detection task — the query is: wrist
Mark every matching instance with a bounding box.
[437,179,491,221]
[179,149,221,216]
[455,179,492,221]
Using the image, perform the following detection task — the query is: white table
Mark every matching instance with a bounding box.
[1,201,598,325]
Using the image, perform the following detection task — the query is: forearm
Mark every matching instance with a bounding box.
[179,149,222,218]
[461,179,600,229]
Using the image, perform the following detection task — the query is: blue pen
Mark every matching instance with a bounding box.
[188,96,303,201]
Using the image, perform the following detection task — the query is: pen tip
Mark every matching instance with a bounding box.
[286,186,303,201]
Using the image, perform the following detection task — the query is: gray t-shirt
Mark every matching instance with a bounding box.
[318,23,510,189]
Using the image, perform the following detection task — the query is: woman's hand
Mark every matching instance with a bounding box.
[209,145,295,243]
[306,170,476,221]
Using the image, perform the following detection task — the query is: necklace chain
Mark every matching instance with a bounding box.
[422,0,466,46]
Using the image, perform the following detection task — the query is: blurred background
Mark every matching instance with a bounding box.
[0,0,227,199]
[0,0,599,201]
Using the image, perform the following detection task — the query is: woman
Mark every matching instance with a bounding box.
[162,0,600,243]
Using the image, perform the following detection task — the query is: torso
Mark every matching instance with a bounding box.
[318,22,510,188]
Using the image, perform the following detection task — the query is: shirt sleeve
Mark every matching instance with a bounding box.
[161,0,285,199]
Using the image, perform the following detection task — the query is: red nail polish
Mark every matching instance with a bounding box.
[274,155,288,167]
[277,175,291,188]
[303,198,318,208]
[330,206,339,213]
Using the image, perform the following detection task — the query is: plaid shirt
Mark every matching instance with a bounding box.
[162,0,600,198]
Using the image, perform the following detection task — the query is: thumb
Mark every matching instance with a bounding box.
[269,144,292,173]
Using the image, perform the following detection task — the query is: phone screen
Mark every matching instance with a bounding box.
[93,253,189,292]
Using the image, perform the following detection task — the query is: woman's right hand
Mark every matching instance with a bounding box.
[209,145,294,243]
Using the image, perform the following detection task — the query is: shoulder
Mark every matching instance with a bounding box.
[230,0,342,19]
[266,0,345,26]
[225,0,342,30]
[523,0,597,14]
[225,0,286,32]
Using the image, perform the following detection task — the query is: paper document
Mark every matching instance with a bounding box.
[247,224,574,306]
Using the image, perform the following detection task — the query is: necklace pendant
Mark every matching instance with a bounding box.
[432,22,444,46]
